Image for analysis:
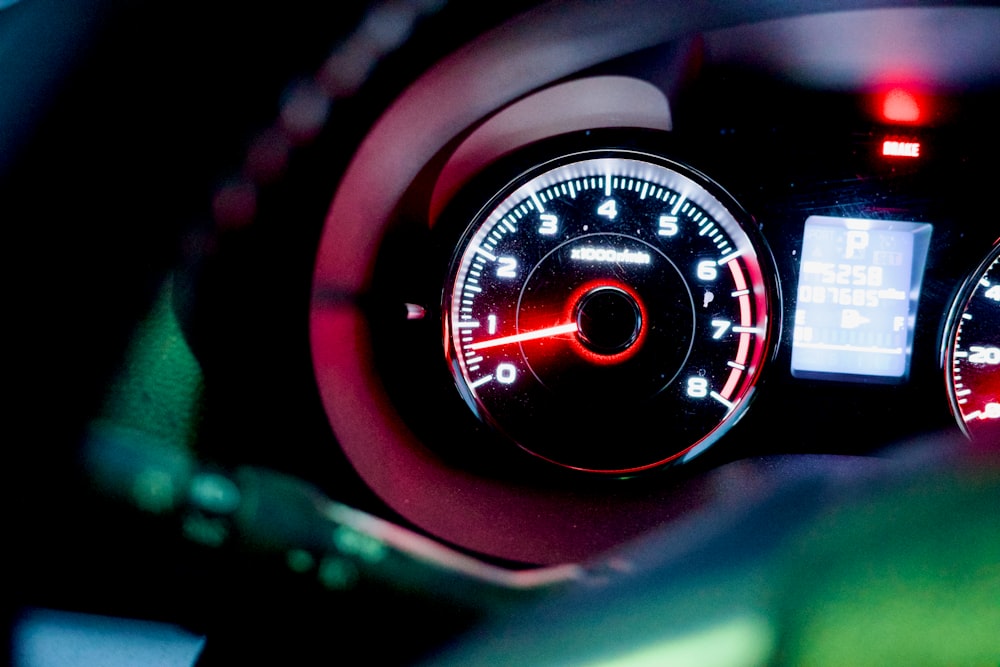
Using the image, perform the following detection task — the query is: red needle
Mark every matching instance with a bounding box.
[466,322,579,351]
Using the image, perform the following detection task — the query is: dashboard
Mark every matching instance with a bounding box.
[311,1,1000,565]
[6,1,999,665]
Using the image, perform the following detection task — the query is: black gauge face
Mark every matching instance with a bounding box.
[944,241,1000,444]
[442,151,778,473]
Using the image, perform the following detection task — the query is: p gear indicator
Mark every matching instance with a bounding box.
[442,150,778,473]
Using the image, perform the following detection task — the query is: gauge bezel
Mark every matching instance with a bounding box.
[941,238,1000,441]
[440,136,782,473]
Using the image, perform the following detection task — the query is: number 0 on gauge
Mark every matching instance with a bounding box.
[443,149,778,473]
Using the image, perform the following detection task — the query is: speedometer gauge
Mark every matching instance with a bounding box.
[442,149,778,473]
[943,240,1000,444]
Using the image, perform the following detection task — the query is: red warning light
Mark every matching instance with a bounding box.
[880,88,923,124]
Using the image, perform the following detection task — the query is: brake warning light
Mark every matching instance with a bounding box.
[882,140,921,158]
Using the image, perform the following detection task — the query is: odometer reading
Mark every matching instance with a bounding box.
[443,152,777,472]
[791,216,932,382]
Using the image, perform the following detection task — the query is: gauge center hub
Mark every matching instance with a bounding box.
[575,286,641,354]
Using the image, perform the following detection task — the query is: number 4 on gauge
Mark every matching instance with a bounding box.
[597,199,618,220]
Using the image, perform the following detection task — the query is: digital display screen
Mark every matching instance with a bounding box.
[791,216,932,382]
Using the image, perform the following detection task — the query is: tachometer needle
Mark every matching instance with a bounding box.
[466,323,579,351]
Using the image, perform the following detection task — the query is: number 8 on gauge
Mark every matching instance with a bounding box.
[442,149,779,473]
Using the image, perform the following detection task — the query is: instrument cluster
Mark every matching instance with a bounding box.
[366,72,999,474]
[309,5,999,563]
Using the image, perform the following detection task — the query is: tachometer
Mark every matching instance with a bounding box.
[442,149,778,473]
[943,240,1000,444]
